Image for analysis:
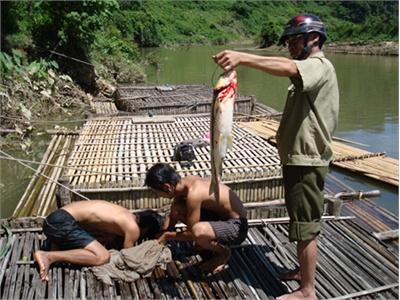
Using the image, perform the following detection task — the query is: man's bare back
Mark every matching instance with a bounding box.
[34,200,165,282]
[63,200,137,237]
[183,175,247,220]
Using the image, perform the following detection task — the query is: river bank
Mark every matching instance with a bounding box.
[238,41,398,56]
[324,41,398,56]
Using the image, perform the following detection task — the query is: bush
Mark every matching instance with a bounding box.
[259,20,281,47]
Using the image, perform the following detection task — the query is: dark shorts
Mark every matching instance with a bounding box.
[283,165,328,242]
[43,209,95,250]
[209,218,248,246]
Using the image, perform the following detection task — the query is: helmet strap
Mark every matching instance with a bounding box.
[299,33,310,60]
[298,33,320,59]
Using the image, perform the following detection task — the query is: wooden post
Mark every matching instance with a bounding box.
[56,177,71,208]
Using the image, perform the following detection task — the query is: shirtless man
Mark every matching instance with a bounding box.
[145,163,248,273]
[34,200,163,281]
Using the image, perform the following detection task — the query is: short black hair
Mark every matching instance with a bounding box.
[135,210,164,239]
[144,163,181,192]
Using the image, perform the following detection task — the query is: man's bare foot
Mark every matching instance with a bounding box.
[33,251,51,281]
[276,289,317,300]
[279,268,301,282]
[200,248,231,274]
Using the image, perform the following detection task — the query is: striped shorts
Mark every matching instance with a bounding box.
[209,218,248,246]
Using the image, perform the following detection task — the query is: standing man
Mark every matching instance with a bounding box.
[213,14,339,300]
[145,163,248,274]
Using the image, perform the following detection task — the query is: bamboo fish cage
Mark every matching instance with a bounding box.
[65,114,283,208]
[115,84,255,115]
[238,119,399,186]
[0,217,397,300]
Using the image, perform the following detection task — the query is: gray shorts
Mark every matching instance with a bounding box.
[209,218,248,246]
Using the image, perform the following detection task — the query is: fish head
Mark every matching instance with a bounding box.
[214,70,237,103]
[213,69,237,92]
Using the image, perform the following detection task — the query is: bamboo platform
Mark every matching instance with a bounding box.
[238,119,399,186]
[0,217,397,300]
[12,116,399,221]
[64,114,283,207]
[115,84,255,115]
[89,96,119,116]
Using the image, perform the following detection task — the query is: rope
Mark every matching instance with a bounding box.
[210,65,220,88]
[0,150,90,201]
[0,154,124,177]
[0,114,87,124]
[32,45,95,67]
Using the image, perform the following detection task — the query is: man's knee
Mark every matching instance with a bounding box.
[192,222,213,243]
[85,241,110,265]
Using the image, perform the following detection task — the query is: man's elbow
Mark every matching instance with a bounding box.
[286,61,299,77]
[95,251,110,266]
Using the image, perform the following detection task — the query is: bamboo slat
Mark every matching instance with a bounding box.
[12,134,77,217]
[238,119,399,186]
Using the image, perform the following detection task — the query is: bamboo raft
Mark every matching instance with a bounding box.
[0,216,397,300]
[11,134,78,218]
[115,84,255,115]
[63,114,283,207]
[12,115,398,221]
[238,119,399,186]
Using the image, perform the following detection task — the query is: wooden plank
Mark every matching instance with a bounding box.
[238,119,398,186]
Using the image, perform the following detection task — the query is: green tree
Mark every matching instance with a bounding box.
[29,0,118,91]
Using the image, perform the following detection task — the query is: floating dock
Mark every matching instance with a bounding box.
[0,216,398,300]
[3,83,398,299]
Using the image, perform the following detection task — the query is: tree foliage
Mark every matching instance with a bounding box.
[1,0,398,89]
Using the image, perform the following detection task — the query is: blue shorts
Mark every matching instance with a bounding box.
[43,209,95,250]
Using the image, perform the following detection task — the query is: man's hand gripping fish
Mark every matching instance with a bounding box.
[210,70,237,201]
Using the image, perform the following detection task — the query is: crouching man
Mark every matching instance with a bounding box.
[145,163,248,273]
[34,200,163,281]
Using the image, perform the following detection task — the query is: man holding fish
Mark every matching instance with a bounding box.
[214,14,339,300]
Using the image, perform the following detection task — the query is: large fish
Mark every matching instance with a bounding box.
[210,70,237,201]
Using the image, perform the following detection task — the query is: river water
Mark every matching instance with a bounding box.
[0,44,398,217]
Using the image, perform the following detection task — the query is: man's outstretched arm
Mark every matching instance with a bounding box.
[213,50,299,78]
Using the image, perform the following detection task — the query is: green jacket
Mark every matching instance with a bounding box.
[276,52,339,166]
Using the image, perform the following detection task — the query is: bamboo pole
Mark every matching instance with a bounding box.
[328,283,399,300]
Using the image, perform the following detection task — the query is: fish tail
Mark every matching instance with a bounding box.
[210,147,222,201]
